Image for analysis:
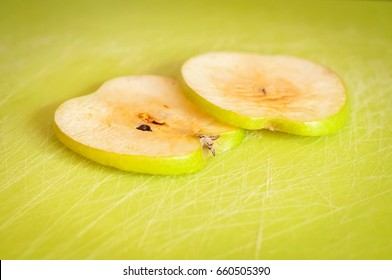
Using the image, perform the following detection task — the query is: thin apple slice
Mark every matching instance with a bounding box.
[54,76,244,175]
[181,52,348,136]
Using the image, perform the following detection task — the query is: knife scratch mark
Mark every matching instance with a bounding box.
[20,175,116,259]
[0,155,89,231]
[260,189,392,243]
[254,223,264,259]
[75,177,154,239]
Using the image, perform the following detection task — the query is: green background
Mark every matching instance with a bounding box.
[1,0,391,259]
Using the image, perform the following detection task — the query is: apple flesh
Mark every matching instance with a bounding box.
[181,52,348,136]
[54,76,244,175]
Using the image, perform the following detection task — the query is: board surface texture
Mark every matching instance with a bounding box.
[0,0,391,259]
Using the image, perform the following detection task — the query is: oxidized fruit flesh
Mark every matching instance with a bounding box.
[181,52,348,135]
[54,75,244,174]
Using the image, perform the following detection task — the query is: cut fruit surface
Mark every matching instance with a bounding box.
[181,52,348,135]
[54,76,244,175]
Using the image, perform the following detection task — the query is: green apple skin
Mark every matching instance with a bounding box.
[181,79,349,136]
[54,122,244,175]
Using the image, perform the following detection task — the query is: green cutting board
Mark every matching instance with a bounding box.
[1,0,391,259]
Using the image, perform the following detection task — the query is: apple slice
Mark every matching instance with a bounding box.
[181,52,348,136]
[54,76,244,175]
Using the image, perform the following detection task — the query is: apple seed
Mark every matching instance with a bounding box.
[136,124,152,132]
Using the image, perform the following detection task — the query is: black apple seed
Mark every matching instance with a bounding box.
[136,124,152,132]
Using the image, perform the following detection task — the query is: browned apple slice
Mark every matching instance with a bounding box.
[181,52,348,135]
[54,76,244,174]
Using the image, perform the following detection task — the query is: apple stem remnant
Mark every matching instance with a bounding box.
[199,134,220,156]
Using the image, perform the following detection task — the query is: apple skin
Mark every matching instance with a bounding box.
[180,79,349,136]
[54,122,244,175]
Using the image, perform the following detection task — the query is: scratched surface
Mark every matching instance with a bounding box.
[1,0,391,259]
